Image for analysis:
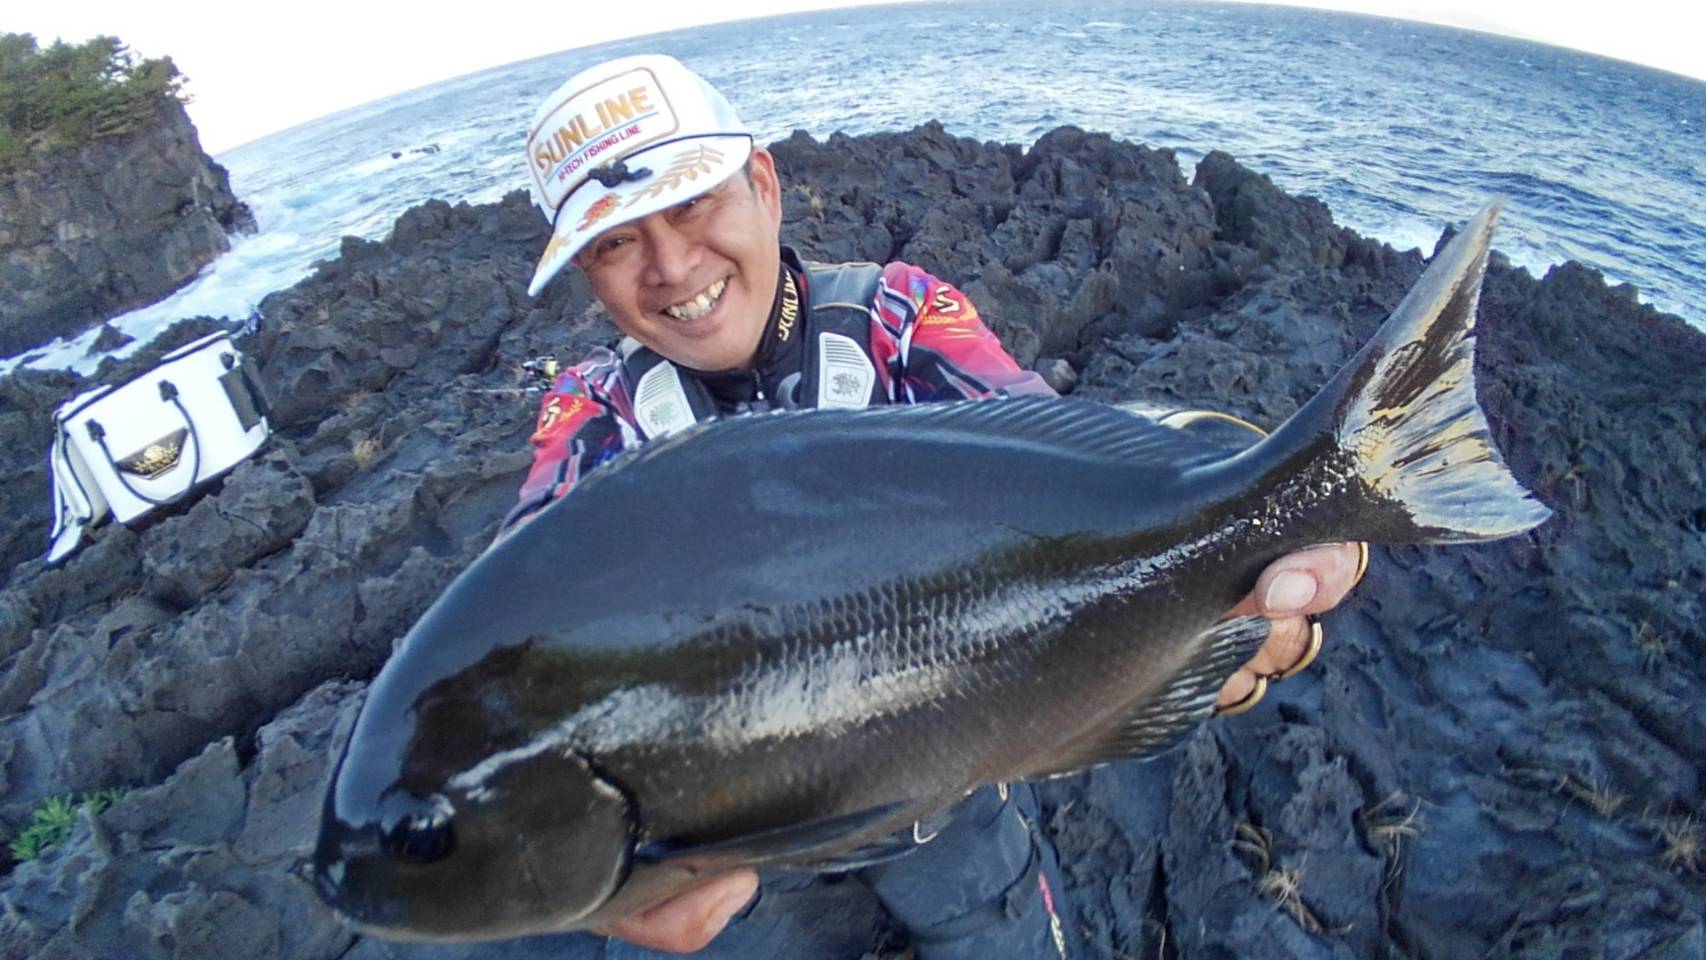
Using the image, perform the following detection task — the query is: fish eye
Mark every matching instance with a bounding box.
[381,803,457,864]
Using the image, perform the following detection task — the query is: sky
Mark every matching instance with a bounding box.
[9,0,1702,154]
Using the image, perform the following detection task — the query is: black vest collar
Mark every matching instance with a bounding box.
[695,257,807,410]
[620,251,884,438]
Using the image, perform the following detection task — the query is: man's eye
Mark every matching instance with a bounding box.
[577,238,626,270]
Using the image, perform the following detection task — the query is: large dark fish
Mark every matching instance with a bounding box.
[313,200,1548,940]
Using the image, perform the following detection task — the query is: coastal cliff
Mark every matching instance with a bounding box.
[0,123,1701,959]
[0,97,254,356]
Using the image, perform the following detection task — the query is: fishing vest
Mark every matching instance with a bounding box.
[618,260,886,441]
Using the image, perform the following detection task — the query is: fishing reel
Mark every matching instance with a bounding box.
[521,356,561,394]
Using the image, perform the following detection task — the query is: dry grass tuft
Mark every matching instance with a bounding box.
[1361,792,1424,885]
[1634,620,1676,673]
[1233,823,1324,933]
[1555,771,1628,818]
[338,387,375,414]
[1655,814,1702,873]
[1514,765,1629,819]
[795,184,828,218]
[352,435,382,470]
[1258,862,1322,933]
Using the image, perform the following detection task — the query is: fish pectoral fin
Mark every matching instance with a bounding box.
[634,799,918,872]
[1025,615,1271,779]
[791,830,928,873]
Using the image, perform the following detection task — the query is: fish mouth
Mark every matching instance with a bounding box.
[661,277,728,322]
[311,830,465,940]
[313,837,398,933]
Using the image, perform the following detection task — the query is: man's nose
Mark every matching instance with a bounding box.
[643,221,697,287]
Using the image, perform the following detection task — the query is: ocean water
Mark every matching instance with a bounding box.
[7,0,1704,375]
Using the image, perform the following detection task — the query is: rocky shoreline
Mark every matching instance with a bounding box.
[1,122,1702,959]
[0,98,254,357]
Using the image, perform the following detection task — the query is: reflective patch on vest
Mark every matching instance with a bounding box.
[817,332,875,410]
[633,362,697,438]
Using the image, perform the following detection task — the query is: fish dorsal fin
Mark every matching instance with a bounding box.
[1024,615,1271,780]
[658,398,1248,467]
[867,397,1256,469]
[634,799,917,872]
[570,399,1256,502]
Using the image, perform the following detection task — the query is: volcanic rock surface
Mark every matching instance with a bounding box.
[1,123,1701,960]
[0,99,255,356]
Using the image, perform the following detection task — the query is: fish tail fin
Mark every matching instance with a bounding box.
[1269,198,1551,543]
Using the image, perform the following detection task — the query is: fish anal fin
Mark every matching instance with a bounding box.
[1025,615,1271,779]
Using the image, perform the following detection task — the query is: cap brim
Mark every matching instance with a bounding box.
[527,135,753,297]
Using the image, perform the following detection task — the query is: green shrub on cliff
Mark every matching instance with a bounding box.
[0,33,187,169]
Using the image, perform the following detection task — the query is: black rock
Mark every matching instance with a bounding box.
[1,124,1701,960]
[1036,357,1079,394]
[0,101,255,356]
[86,324,135,355]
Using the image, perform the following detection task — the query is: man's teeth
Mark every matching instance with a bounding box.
[664,279,728,321]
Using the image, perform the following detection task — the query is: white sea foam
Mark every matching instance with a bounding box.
[6,1,1700,381]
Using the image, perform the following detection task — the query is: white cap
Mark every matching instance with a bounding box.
[523,54,753,296]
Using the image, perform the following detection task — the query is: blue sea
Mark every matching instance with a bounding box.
[7,0,1704,375]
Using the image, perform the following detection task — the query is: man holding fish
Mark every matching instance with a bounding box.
[505,54,1365,957]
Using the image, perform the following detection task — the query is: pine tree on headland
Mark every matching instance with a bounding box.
[0,33,188,170]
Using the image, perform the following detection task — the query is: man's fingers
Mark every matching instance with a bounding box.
[1219,542,1363,622]
[595,870,759,953]
[1217,667,1261,710]
[1253,542,1363,617]
[1217,543,1364,711]
[1215,614,1316,709]
[1242,614,1316,679]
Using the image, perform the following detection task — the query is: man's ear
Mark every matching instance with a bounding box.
[747,147,784,231]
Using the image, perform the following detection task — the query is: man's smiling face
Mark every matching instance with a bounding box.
[575,148,784,372]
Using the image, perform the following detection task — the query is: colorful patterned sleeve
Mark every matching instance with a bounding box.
[501,349,633,533]
[869,262,1057,403]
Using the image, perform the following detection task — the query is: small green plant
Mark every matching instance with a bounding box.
[7,788,127,862]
